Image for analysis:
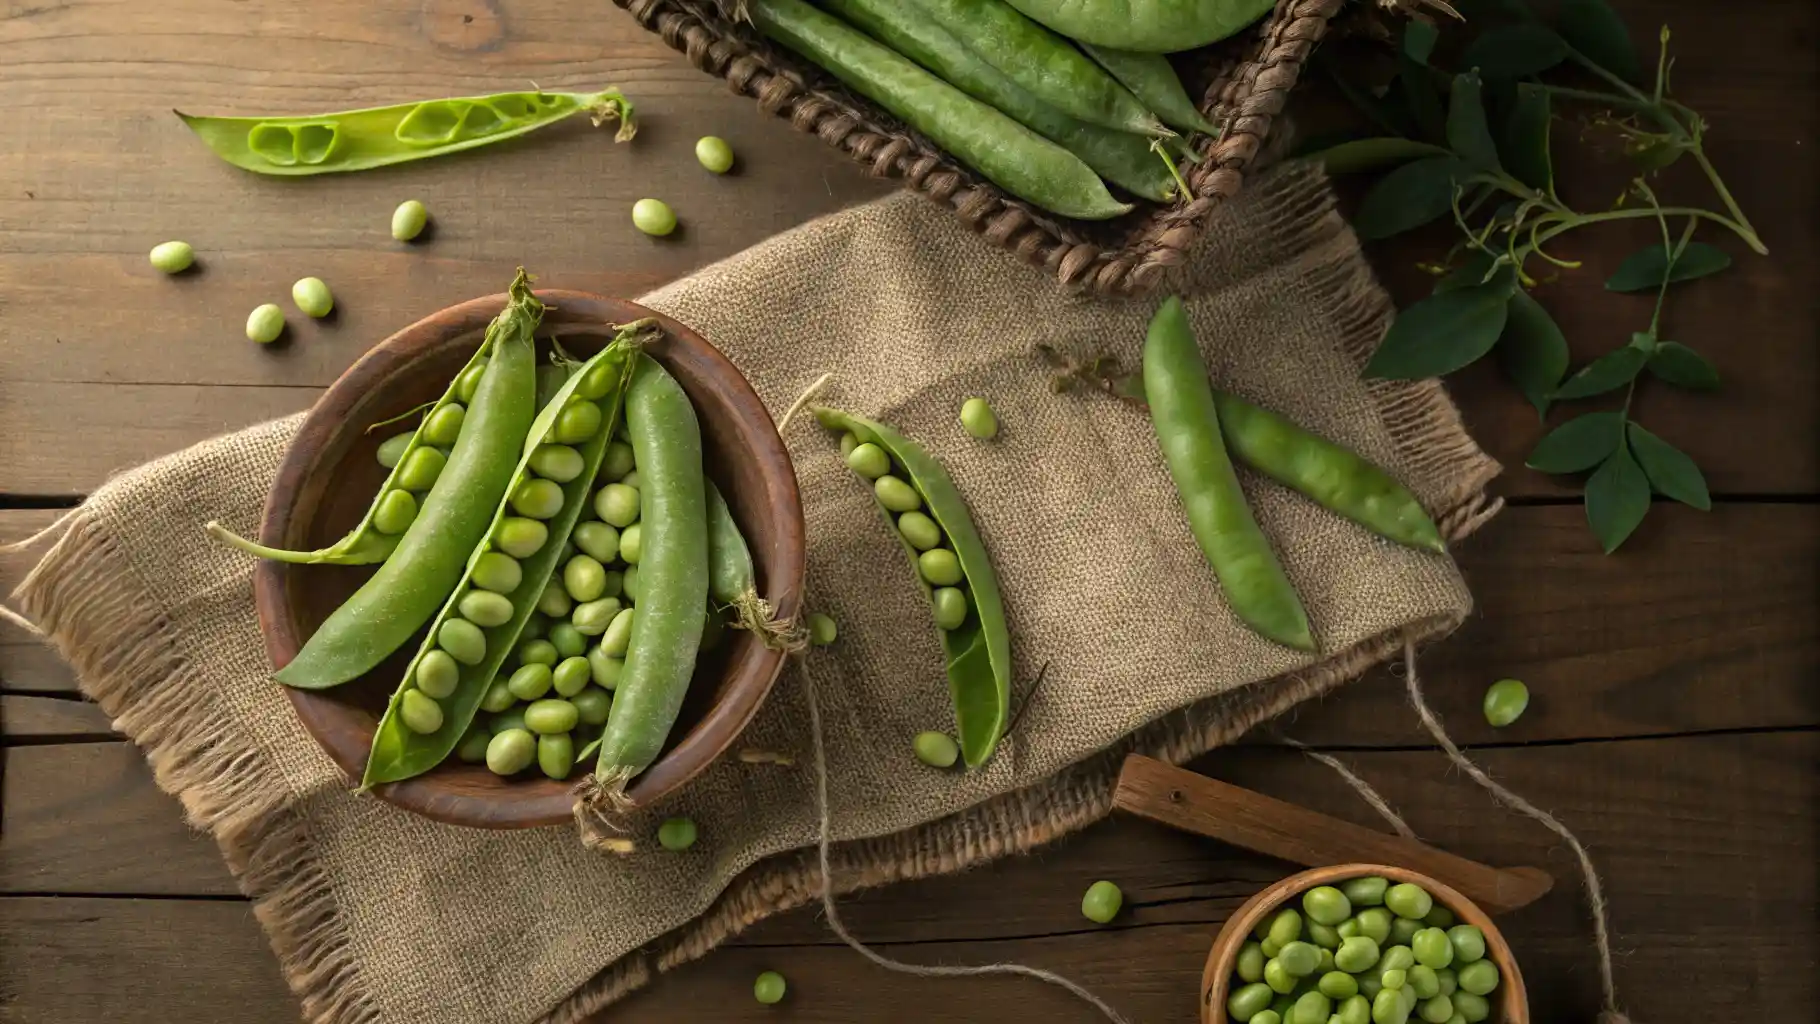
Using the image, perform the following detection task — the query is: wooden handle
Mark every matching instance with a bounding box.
[1113,755,1553,915]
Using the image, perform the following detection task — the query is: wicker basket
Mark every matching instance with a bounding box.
[616,0,1345,294]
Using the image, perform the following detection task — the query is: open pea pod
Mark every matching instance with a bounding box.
[814,407,1012,768]
[362,329,648,786]
[177,88,634,177]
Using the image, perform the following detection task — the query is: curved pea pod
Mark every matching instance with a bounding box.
[813,406,1012,768]
[176,88,634,177]
[273,271,543,690]
[1212,394,1446,553]
[1002,0,1275,53]
[1078,44,1220,135]
[363,332,646,785]
[749,0,1132,221]
[1143,296,1315,652]
[705,478,799,645]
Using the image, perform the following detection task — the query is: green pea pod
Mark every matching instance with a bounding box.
[705,477,799,646]
[1212,394,1445,554]
[1078,44,1220,135]
[818,0,1179,202]
[536,362,577,412]
[275,271,543,690]
[813,407,1013,768]
[750,0,1132,221]
[1143,296,1315,652]
[363,332,646,785]
[176,88,634,177]
[588,355,709,795]
[1002,0,1275,52]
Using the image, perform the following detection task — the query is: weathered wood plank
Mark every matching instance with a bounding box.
[0,694,114,740]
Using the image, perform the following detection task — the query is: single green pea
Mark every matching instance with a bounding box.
[618,522,643,565]
[912,730,959,768]
[875,474,923,513]
[1355,908,1392,945]
[149,240,195,274]
[1443,1015,1466,1024]
[959,397,999,439]
[653,815,699,851]
[1453,961,1497,997]
[601,607,635,657]
[1411,928,1453,970]
[563,554,607,603]
[1407,965,1439,1000]
[457,589,515,628]
[291,276,334,318]
[1449,991,1489,1023]
[415,649,460,699]
[808,612,838,646]
[396,446,446,491]
[752,969,786,1006]
[455,725,491,763]
[372,489,418,535]
[421,403,466,447]
[621,565,639,603]
[437,618,486,665]
[1359,975,1382,1001]
[1389,917,1422,946]
[399,689,444,734]
[391,199,429,242]
[1379,946,1415,974]
[1481,678,1529,726]
[1371,988,1409,1024]
[838,432,860,458]
[1380,969,1406,992]
[1421,906,1455,929]
[1444,926,1485,965]
[485,728,536,775]
[1303,886,1352,926]
[1419,994,1455,1024]
[1263,958,1297,995]
[846,442,891,479]
[246,303,285,344]
[572,685,612,726]
[1266,908,1303,947]
[552,655,592,697]
[454,360,487,403]
[1276,941,1320,977]
[619,469,640,487]
[599,441,636,481]
[694,135,735,174]
[1336,994,1371,1024]
[537,580,573,618]
[897,510,943,550]
[1384,884,1433,921]
[1076,879,1122,924]
[517,638,559,666]
[1337,919,1362,940]
[511,477,565,519]
[1250,1012,1282,1024]
[548,621,586,659]
[1316,947,1335,975]
[1333,936,1379,974]
[1260,936,1283,959]
[537,731,575,780]
[470,551,522,594]
[1400,984,1420,1016]
[1227,983,1274,1022]
[524,698,578,735]
[587,646,623,690]
[528,443,584,483]
[1291,991,1332,1024]
[918,547,964,586]
[1306,921,1342,950]
[1342,876,1388,908]
[552,399,603,445]
[376,432,413,469]
[572,597,621,636]
[595,482,640,526]
[479,679,516,713]
[1317,971,1358,1000]
[507,663,553,701]
[931,586,969,630]
[1433,968,1456,997]
[494,517,548,559]
[1237,941,1267,983]
[572,521,619,563]
[632,198,677,236]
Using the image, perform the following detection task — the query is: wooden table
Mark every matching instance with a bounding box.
[2,1,1813,1020]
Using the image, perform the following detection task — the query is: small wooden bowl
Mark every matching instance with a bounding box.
[254,290,805,829]
[1202,864,1528,1024]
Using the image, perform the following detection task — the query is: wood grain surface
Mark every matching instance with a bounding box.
[1,0,1814,1022]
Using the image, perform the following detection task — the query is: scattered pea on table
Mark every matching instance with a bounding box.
[912,730,959,768]
[1080,879,1122,923]
[752,970,787,1005]
[246,303,285,344]
[695,135,735,174]
[657,816,698,851]
[148,240,195,274]
[959,396,999,438]
[632,197,677,236]
[391,199,429,241]
[291,276,334,318]
[1482,678,1529,727]
[807,612,838,646]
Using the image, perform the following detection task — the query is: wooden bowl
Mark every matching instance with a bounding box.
[1202,864,1528,1024]
[254,290,805,829]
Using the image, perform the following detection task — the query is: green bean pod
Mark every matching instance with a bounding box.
[818,0,1178,202]
[909,0,1167,136]
[274,272,543,690]
[589,355,709,793]
[363,333,645,784]
[750,0,1132,221]
[1143,296,1315,652]
[176,88,634,176]
[1212,394,1445,554]
[1002,0,1275,52]
[1078,44,1220,135]
[814,407,1013,768]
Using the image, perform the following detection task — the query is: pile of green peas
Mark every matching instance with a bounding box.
[368,379,487,537]
[839,433,972,633]
[1225,878,1502,1024]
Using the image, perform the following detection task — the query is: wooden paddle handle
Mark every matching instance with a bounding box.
[1113,755,1553,915]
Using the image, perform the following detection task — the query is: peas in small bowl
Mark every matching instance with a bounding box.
[1200,865,1527,1024]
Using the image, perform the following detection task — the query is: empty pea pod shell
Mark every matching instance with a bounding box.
[1002,0,1276,53]
[363,328,648,785]
[814,406,1012,768]
[175,88,635,176]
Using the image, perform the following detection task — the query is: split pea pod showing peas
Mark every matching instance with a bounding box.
[1143,296,1315,652]
[272,272,544,692]
[363,329,647,785]
[815,407,1012,768]
[176,89,635,176]
[749,0,1131,221]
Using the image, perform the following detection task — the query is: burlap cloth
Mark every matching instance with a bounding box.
[16,163,1499,1024]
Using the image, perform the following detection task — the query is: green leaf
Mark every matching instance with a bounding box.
[1304,137,1452,175]
[1553,345,1648,400]
[1446,71,1502,172]
[1461,24,1569,79]
[1647,341,1721,391]
[1498,290,1569,416]
[1556,0,1644,85]
[1354,157,1463,240]
[1366,271,1515,380]
[1526,411,1623,473]
[1604,242,1734,292]
[1586,443,1651,553]
[1404,19,1439,64]
[1501,84,1553,192]
[1627,422,1711,510]
[1434,250,1501,294]
[1630,138,1686,173]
